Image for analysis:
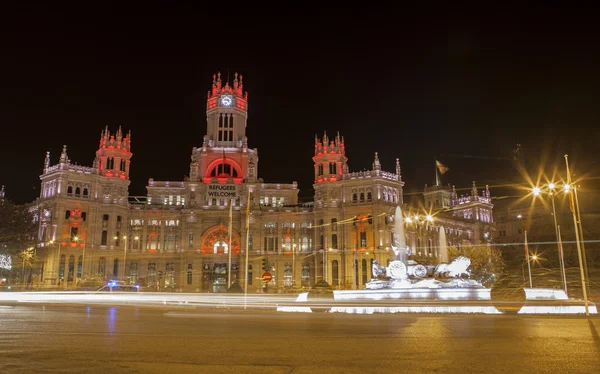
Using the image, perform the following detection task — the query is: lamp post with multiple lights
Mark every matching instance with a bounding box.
[529,155,589,316]
[531,183,568,295]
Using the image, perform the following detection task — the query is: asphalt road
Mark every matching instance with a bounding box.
[0,304,599,373]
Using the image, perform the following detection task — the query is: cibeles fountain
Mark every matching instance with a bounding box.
[283,204,593,314]
[365,205,482,290]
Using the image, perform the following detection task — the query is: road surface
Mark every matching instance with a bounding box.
[0,304,598,373]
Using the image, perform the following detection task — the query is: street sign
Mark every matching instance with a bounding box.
[261,272,272,283]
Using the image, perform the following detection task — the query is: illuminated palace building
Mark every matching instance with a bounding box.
[33,73,494,292]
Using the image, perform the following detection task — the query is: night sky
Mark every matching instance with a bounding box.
[2,4,599,206]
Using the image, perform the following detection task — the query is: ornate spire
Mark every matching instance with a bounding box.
[471,181,478,197]
[372,152,381,171]
[44,151,50,171]
[396,158,401,181]
[59,145,69,164]
[485,184,491,199]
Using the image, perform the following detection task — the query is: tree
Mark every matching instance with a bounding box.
[447,243,505,286]
[0,199,37,258]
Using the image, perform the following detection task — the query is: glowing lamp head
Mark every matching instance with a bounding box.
[404,217,413,224]
[532,186,541,196]
[531,255,538,261]
[548,183,555,190]
[73,236,79,241]
[563,184,571,193]
[516,214,522,219]
[426,215,434,222]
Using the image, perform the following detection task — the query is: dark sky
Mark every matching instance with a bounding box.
[2,4,600,205]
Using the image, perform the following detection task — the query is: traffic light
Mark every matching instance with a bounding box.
[261,259,266,270]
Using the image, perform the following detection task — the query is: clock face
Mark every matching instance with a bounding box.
[221,95,232,107]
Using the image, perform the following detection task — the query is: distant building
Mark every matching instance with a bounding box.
[32,73,495,292]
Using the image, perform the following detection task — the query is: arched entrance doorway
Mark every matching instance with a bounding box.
[201,224,241,293]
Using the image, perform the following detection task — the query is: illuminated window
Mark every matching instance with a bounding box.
[147,263,156,285]
[360,231,367,247]
[70,227,78,242]
[301,264,311,286]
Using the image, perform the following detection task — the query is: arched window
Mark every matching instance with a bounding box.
[75,187,81,196]
[362,259,368,285]
[214,241,228,254]
[360,193,365,202]
[352,193,358,203]
[367,191,372,201]
[67,186,73,195]
[83,188,89,197]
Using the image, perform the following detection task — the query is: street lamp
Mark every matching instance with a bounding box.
[531,183,568,296]
[116,235,135,284]
[522,254,539,287]
[564,154,590,316]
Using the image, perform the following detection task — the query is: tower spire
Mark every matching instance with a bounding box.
[44,151,51,171]
[59,145,69,164]
[372,152,381,171]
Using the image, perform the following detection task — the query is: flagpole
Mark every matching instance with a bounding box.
[227,198,233,288]
[434,157,440,186]
[244,185,251,309]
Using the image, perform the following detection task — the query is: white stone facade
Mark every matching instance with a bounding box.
[32,72,494,292]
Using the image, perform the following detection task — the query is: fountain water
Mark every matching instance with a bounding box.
[393,205,407,264]
[438,225,449,264]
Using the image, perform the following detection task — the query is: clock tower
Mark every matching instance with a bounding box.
[189,72,258,185]
[204,71,249,148]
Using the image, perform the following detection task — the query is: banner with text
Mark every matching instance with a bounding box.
[206,183,240,199]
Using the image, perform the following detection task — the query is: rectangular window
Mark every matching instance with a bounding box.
[148,263,156,285]
[331,218,337,231]
[248,233,253,250]
[301,265,310,286]
[187,264,193,285]
[70,227,78,242]
[101,230,108,246]
[360,231,367,247]
[188,233,193,249]
[331,234,338,249]
[103,214,109,221]
[115,232,120,246]
[165,263,175,288]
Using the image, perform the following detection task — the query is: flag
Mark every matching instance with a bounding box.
[436,160,449,174]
